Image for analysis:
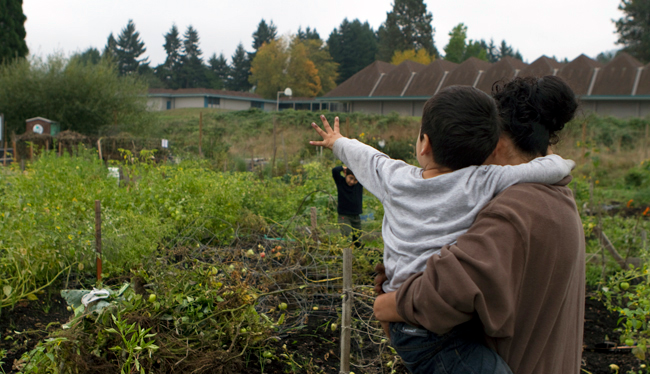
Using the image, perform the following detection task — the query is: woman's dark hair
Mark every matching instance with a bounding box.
[421,86,501,170]
[492,75,578,157]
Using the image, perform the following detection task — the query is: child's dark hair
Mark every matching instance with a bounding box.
[492,76,578,157]
[421,86,501,170]
[345,168,354,176]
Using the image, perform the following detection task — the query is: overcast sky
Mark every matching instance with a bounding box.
[24,0,625,66]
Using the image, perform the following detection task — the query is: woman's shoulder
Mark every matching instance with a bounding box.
[485,178,577,220]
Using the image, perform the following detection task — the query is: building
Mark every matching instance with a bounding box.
[147,88,332,112]
[319,53,650,118]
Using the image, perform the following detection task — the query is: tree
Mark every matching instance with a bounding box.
[114,20,149,76]
[376,0,438,62]
[303,39,338,95]
[615,0,650,62]
[103,33,118,61]
[207,53,230,89]
[179,25,208,88]
[327,19,378,84]
[0,0,28,63]
[158,24,183,88]
[297,26,321,41]
[443,24,488,63]
[287,38,321,98]
[71,48,101,66]
[391,49,433,65]
[229,43,252,91]
[596,50,618,64]
[0,55,149,135]
[249,38,289,99]
[252,19,278,51]
[249,36,329,98]
[249,19,278,64]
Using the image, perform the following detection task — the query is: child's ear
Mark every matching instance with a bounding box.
[420,134,432,156]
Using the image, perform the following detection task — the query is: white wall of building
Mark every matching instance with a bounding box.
[174,97,205,109]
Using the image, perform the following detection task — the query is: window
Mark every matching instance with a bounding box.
[251,101,264,109]
[207,97,220,106]
[166,101,171,110]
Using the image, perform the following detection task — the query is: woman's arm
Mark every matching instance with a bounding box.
[394,208,524,336]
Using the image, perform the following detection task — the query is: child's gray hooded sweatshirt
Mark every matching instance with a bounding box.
[332,138,575,292]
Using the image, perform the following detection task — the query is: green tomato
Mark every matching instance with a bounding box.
[625,339,635,346]
[262,351,273,358]
[278,302,288,311]
[620,282,630,291]
[148,294,157,303]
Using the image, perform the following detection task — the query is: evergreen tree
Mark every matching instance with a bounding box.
[596,50,618,64]
[480,39,499,63]
[252,19,278,51]
[115,20,149,75]
[327,18,378,84]
[208,53,230,89]
[72,47,102,66]
[180,25,208,88]
[158,24,183,88]
[103,33,118,61]
[443,24,487,63]
[615,0,650,62]
[0,0,28,62]
[297,26,321,41]
[376,0,438,62]
[229,43,252,91]
[303,38,338,95]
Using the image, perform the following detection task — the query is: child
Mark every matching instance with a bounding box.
[309,86,574,374]
[332,166,363,248]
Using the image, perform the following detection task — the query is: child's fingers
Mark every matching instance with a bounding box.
[309,140,326,146]
[310,122,326,138]
[334,116,340,134]
[320,115,333,133]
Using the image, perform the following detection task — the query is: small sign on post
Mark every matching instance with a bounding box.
[161,139,168,148]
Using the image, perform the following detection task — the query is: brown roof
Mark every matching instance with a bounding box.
[148,88,264,99]
[635,63,650,95]
[591,52,643,96]
[556,54,602,96]
[404,59,459,97]
[324,61,395,98]
[475,57,528,94]
[440,57,492,89]
[519,56,564,78]
[372,60,427,97]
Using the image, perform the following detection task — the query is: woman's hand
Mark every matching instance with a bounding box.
[309,115,344,150]
[374,292,405,323]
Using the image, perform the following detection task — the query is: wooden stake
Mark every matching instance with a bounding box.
[644,122,649,161]
[346,117,350,138]
[30,143,34,162]
[340,246,353,373]
[199,112,203,157]
[97,138,103,161]
[2,140,6,166]
[271,117,277,177]
[12,134,17,162]
[581,121,587,160]
[95,200,102,284]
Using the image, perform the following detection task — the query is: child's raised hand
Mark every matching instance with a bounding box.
[309,115,344,150]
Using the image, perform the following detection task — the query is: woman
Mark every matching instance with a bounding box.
[373,75,585,374]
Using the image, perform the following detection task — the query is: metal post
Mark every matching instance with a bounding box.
[95,200,102,284]
[340,246,353,373]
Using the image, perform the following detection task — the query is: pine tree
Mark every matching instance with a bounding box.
[179,25,208,88]
[229,43,252,91]
[0,0,28,62]
[615,0,650,62]
[376,0,437,61]
[71,48,102,66]
[297,26,321,41]
[103,33,118,61]
[115,20,149,75]
[158,24,183,87]
[208,53,230,89]
[328,18,378,84]
[443,24,487,63]
[252,19,278,51]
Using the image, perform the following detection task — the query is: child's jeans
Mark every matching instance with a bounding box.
[389,321,512,374]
